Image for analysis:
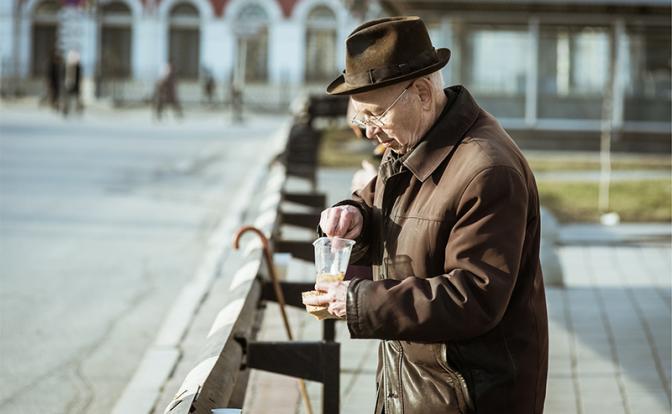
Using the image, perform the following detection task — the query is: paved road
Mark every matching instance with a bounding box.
[0,107,287,414]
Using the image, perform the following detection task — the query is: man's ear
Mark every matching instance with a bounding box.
[413,77,433,110]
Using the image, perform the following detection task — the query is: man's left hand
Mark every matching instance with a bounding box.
[302,280,350,319]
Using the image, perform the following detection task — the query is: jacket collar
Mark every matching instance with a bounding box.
[402,85,480,182]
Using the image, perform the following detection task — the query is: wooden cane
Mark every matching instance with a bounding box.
[233,225,314,414]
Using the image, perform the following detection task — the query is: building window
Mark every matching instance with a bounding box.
[305,5,337,82]
[234,4,269,84]
[169,3,200,79]
[100,1,132,79]
[31,0,60,77]
[464,24,528,118]
[623,25,671,123]
[538,25,610,120]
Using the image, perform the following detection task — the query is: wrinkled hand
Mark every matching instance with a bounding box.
[319,205,363,239]
[302,280,350,319]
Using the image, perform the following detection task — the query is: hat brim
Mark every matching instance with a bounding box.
[326,48,451,96]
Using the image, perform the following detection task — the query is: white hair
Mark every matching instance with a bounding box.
[427,70,445,92]
[396,70,444,105]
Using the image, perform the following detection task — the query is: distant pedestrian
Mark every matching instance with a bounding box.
[46,50,62,111]
[230,83,243,122]
[62,50,83,116]
[154,62,183,120]
[202,67,215,106]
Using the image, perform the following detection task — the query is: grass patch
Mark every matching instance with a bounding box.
[320,127,672,171]
[538,179,671,223]
[319,127,672,223]
[529,158,671,172]
[319,128,378,168]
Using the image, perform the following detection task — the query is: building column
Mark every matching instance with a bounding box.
[337,19,358,72]
[18,6,31,78]
[134,14,162,82]
[440,17,453,85]
[611,19,626,130]
[271,20,302,86]
[80,11,97,103]
[201,19,232,86]
[0,0,16,81]
[450,20,465,86]
[525,17,539,127]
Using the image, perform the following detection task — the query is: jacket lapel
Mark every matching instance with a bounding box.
[403,86,481,182]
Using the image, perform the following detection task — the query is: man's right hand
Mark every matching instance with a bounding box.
[319,205,363,239]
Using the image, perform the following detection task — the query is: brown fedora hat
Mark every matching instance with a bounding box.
[326,16,450,96]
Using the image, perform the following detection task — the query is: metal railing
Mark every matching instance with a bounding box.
[163,95,349,414]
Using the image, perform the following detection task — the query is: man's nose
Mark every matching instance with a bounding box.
[365,124,381,140]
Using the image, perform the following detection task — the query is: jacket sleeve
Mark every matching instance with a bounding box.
[346,166,529,342]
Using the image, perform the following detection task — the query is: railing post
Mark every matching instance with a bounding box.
[323,319,336,342]
[241,340,341,413]
[322,341,340,414]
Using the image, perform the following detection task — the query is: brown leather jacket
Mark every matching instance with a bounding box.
[343,86,548,413]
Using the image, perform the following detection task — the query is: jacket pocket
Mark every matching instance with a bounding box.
[434,344,474,414]
[397,342,464,414]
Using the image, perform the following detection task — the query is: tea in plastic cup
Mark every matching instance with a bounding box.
[313,237,355,282]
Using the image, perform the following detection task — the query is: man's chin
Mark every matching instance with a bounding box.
[382,140,402,152]
[389,144,407,154]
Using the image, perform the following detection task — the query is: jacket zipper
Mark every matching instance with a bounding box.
[453,369,474,412]
[382,343,390,413]
[436,345,473,412]
[396,341,404,412]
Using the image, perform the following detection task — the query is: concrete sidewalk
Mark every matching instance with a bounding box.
[244,168,671,414]
[545,244,671,414]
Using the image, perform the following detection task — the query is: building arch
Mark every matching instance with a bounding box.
[166,1,203,79]
[26,0,60,77]
[158,0,214,21]
[230,2,272,83]
[156,0,211,80]
[290,0,348,25]
[223,0,282,23]
[99,1,134,79]
[21,0,58,18]
[304,5,338,83]
[97,0,143,19]
[303,4,338,82]
[290,0,350,83]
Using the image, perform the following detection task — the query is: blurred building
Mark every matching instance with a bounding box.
[0,0,374,107]
[391,0,671,150]
[0,0,669,149]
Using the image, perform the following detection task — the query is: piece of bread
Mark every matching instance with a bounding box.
[316,272,345,283]
[301,290,340,320]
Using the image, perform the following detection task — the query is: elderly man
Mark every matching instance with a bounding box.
[303,16,548,414]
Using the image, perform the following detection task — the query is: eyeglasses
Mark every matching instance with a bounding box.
[351,81,414,129]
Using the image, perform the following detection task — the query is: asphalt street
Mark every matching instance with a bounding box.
[0,106,287,414]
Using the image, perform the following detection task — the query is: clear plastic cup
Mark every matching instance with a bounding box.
[313,237,356,283]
